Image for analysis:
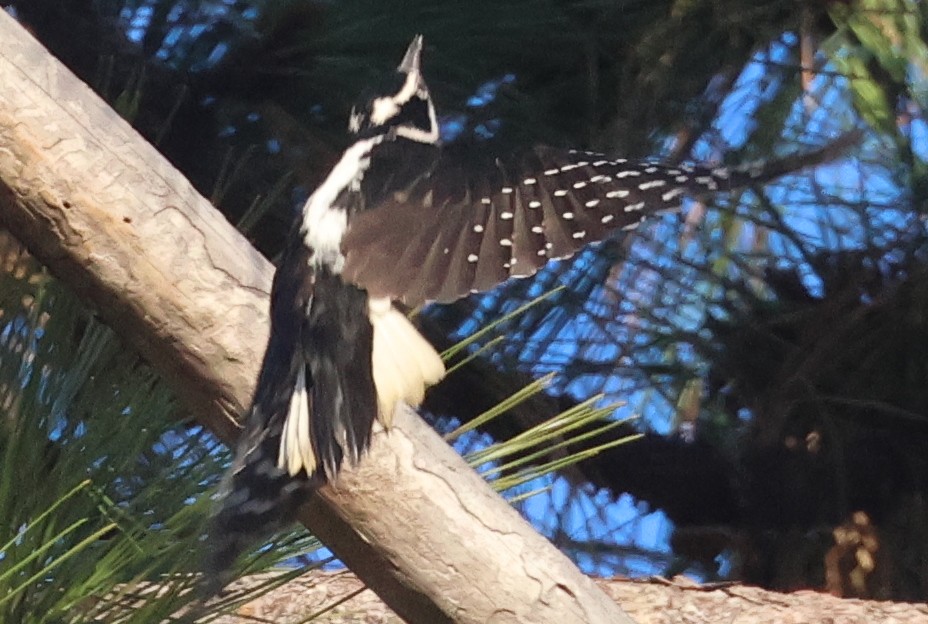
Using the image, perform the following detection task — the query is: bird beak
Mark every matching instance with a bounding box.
[398,35,423,74]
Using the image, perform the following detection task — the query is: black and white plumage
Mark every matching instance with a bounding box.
[342,146,747,307]
[207,35,846,589]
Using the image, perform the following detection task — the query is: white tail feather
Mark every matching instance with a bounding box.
[278,366,316,476]
[369,298,445,425]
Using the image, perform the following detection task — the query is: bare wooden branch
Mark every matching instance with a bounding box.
[0,11,633,623]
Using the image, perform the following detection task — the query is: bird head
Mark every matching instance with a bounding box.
[348,35,439,145]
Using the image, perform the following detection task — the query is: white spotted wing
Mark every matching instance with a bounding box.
[341,145,745,308]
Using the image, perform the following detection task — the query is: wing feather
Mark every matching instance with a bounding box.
[342,144,760,307]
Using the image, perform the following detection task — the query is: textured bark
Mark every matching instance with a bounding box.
[211,571,928,624]
[0,11,633,624]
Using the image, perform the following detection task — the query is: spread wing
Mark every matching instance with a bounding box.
[340,145,746,308]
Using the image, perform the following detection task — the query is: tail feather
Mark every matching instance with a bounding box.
[207,257,444,594]
[302,268,378,478]
[279,365,314,476]
[206,402,317,595]
[369,297,445,425]
[206,236,319,593]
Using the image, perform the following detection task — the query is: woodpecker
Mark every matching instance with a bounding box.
[207,35,851,588]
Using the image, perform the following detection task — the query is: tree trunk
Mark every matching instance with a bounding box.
[0,11,633,624]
